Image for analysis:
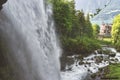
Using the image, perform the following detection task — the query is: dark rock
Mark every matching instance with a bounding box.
[97,49,103,54]
[95,56,103,63]
[77,55,83,60]
[91,73,97,79]
[109,53,116,57]
[85,62,91,65]
[60,55,74,71]
[66,67,72,71]
[88,69,91,72]
[91,58,94,60]
[0,0,7,10]
[0,0,7,5]
[84,65,87,67]
[79,61,84,65]
[97,49,112,55]
[103,50,111,54]
[110,58,118,63]
[98,68,103,72]
[115,58,119,62]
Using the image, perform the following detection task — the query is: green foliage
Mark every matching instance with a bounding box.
[74,10,86,37]
[106,64,120,79]
[52,0,94,38]
[112,14,120,51]
[62,37,101,55]
[52,0,74,37]
[51,0,100,55]
[92,24,100,38]
[85,14,93,37]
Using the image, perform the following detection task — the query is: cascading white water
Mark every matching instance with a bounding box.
[0,0,61,80]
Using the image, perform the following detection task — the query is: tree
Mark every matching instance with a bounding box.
[92,24,100,38]
[51,0,100,56]
[111,14,120,51]
[94,8,102,16]
[52,0,75,37]
[85,13,93,37]
[75,10,86,37]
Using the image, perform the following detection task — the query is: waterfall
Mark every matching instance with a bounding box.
[0,0,61,80]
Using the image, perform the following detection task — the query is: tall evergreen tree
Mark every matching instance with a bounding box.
[75,10,86,37]
[85,13,93,37]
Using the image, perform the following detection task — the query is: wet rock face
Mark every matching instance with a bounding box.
[0,0,7,10]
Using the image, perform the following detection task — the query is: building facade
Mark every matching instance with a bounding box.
[99,23,112,37]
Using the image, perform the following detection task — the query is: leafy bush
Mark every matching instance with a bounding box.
[112,14,120,51]
[92,24,100,38]
[61,37,101,56]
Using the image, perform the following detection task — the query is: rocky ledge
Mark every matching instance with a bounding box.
[0,0,7,10]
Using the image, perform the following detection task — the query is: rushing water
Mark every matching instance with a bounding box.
[61,47,120,80]
[0,0,61,80]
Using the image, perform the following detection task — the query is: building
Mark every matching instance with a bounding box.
[99,23,112,37]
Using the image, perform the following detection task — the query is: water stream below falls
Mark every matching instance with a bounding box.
[61,47,120,80]
[0,0,61,80]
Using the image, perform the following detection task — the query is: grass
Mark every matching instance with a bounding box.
[97,37,112,46]
[103,38,112,42]
[106,64,120,80]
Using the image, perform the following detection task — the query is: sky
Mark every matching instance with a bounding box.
[75,0,110,13]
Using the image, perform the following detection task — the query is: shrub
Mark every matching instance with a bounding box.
[61,37,101,56]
